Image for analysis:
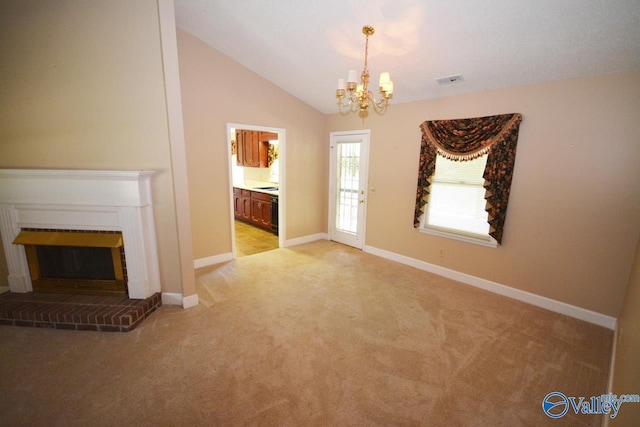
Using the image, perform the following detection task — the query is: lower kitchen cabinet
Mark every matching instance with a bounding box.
[233,188,252,221]
[250,192,271,229]
[233,188,274,232]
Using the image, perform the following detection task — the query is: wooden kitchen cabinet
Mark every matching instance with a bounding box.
[233,188,272,231]
[236,130,250,166]
[259,131,278,142]
[233,188,252,221]
[250,191,271,230]
[236,130,270,167]
[235,131,243,165]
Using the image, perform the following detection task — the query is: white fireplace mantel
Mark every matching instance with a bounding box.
[0,169,161,299]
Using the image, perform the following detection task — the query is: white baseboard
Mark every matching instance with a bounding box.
[162,292,199,308]
[162,292,182,306]
[182,293,199,309]
[283,233,328,248]
[194,252,233,269]
[363,245,617,330]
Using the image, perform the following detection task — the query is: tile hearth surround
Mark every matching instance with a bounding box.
[0,169,162,300]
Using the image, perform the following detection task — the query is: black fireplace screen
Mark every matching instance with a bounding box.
[36,245,116,281]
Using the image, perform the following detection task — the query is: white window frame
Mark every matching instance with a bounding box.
[418,154,498,248]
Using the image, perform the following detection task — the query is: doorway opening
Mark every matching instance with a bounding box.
[227,123,286,258]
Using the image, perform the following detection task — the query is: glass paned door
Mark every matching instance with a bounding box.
[329,131,370,249]
[336,142,360,234]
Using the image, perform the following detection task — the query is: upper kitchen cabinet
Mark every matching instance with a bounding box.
[259,131,278,142]
[236,130,276,167]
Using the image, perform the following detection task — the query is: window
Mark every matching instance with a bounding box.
[420,154,497,247]
[414,113,523,246]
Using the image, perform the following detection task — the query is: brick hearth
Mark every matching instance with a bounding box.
[0,291,161,332]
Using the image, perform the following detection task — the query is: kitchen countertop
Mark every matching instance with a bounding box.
[234,184,279,196]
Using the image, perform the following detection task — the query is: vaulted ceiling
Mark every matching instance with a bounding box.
[175,0,640,114]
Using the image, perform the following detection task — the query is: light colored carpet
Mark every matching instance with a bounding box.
[0,240,612,426]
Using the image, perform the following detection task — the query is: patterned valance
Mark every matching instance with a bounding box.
[414,113,523,244]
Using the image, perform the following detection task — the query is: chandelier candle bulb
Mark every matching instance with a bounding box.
[337,79,346,90]
[347,70,358,83]
[379,72,390,87]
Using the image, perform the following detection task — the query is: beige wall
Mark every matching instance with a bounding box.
[326,70,640,318]
[610,237,640,426]
[1,0,637,320]
[0,0,185,294]
[176,30,327,259]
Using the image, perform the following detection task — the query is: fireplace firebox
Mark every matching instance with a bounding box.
[13,230,127,296]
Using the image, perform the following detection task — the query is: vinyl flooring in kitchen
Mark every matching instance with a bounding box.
[234,220,279,257]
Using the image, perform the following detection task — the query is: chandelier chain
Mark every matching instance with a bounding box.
[363,32,369,73]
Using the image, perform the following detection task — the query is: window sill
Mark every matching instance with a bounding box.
[418,226,498,248]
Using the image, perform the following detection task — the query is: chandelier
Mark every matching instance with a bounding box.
[336,25,393,117]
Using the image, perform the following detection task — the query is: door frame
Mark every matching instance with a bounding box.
[328,129,371,250]
[227,123,286,258]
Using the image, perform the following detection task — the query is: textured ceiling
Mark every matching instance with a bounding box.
[175,0,640,114]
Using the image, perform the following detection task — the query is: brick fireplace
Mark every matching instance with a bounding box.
[0,169,162,331]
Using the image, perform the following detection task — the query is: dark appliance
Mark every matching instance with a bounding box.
[270,194,278,235]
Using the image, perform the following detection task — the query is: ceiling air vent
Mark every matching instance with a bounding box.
[435,74,463,85]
